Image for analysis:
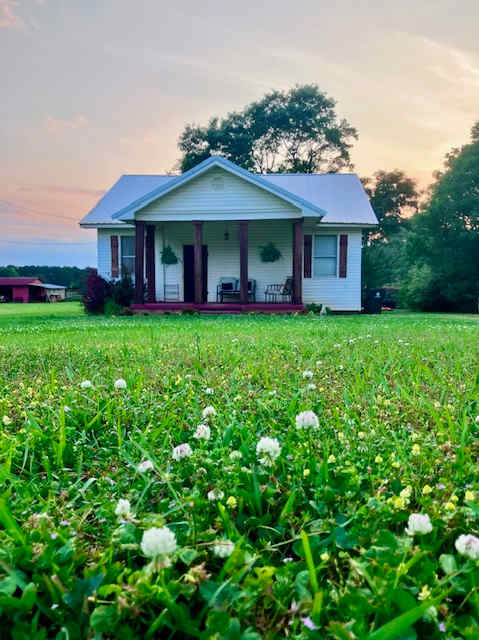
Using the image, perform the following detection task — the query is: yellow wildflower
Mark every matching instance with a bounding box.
[445,501,456,512]
[422,485,433,495]
[327,454,336,464]
[320,552,330,562]
[412,444,421,456]
[303,469,310,478]
[465,490,475,502]
[226,496,237,509]
[375,455,383,464]
[419,585,431,601]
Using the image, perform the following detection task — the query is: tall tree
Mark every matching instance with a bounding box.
[361,170,419,292]
[403,122,479,311]
[178,85,358,173]
[362,170,418,242]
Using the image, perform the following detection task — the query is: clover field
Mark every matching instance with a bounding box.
[0,303,479,639]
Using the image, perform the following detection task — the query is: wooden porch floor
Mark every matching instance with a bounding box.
[131,302,305,314]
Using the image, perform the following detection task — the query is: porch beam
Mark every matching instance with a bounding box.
[292,219,303,305]
[145,225,156,302]
[193,221,203,304]
[239,220,248,304]
[134,221,146,304]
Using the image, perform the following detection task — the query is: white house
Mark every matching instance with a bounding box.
[80,155,377,312]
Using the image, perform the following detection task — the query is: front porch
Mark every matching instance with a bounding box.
[131,301,305,314]
[132,218,305,306]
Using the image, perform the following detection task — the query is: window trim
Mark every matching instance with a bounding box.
[312,234,338,278]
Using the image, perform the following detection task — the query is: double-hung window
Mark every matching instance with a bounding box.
[120,236,135,277]
[313,235,337,277]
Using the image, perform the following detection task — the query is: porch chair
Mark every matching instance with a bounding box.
[264,276,292,303]
[216,277,238,302]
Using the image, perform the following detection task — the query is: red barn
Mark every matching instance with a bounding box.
[0,278,66,303]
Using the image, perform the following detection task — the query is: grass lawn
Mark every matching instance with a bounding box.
[0,304,479,639]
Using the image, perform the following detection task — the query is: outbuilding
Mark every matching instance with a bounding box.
[0,278,66,303]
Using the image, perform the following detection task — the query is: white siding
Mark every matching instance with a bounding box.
[303,224,362,311]
[97,228,136,280]
[97,223,362,310]
[136,167,300,221]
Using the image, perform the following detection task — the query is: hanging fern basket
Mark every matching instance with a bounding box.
[161,245,178,265]
[259,242,282,263]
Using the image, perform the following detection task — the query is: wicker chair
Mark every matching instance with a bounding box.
[264,277,292,303]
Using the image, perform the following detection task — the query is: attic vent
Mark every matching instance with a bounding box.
[211,176,224,191]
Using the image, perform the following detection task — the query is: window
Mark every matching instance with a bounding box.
[313,235,337,277]
[121,236,135,277]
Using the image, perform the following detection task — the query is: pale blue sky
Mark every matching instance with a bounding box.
[1,0,478,266]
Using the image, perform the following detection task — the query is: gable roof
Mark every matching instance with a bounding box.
[261,173,377,226]
[111,156,326,221]
[0,277,42,286]
[80,156,378,227]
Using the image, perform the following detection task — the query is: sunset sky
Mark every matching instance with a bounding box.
[1,0,478,266]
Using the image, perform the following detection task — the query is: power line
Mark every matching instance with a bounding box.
[0,199,82,223]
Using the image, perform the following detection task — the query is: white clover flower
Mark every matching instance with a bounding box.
[2,415,12,426]
[405,513,433,536]
[114,378,127,390]
[115,498,133,520]
[172,443,192,461]
[256,436,281,467]
[194,424,211,440]
[63,406,71,413]
[138,460,154,473]
[212,539,235,558]
[475,415,479,424]
[229,450,242,461]
[207,488,224,502]
[305,383,317,391]
[455,534,479,560]
[141,526,177,558]
[302,370,314,379]
[295,410,319,429]
[80,380,92,389]
[316,360,323,366]
[204,388,214,395]
[202,406,216,420]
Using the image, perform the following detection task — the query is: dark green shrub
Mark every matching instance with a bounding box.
[82,269,111,314]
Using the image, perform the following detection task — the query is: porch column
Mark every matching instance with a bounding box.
[134,221,145,304]
[239,220,248,304]
[292,219,303,305]
[193,220,203,304]
[145,225,156,302]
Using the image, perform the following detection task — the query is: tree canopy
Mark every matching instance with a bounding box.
[362,170,418,242]
[403,122,479,311]
[361,170,419,292]
[178,84,358,174]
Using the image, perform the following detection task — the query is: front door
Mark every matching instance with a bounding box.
[183,245,208,302]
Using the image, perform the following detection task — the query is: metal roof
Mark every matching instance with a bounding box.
[80,158,378,227]
[29,283,66,289]
[261,173,378,225]
[0,277,41,285]
[0,278,66,288]
[111,156,326,221]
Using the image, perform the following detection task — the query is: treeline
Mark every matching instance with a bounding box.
[363,122,479,311]
[0,265,89,290]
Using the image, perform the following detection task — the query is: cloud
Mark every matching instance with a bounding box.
[17,184,104,198]
[0,0,23,28]
[45,114,88,135]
